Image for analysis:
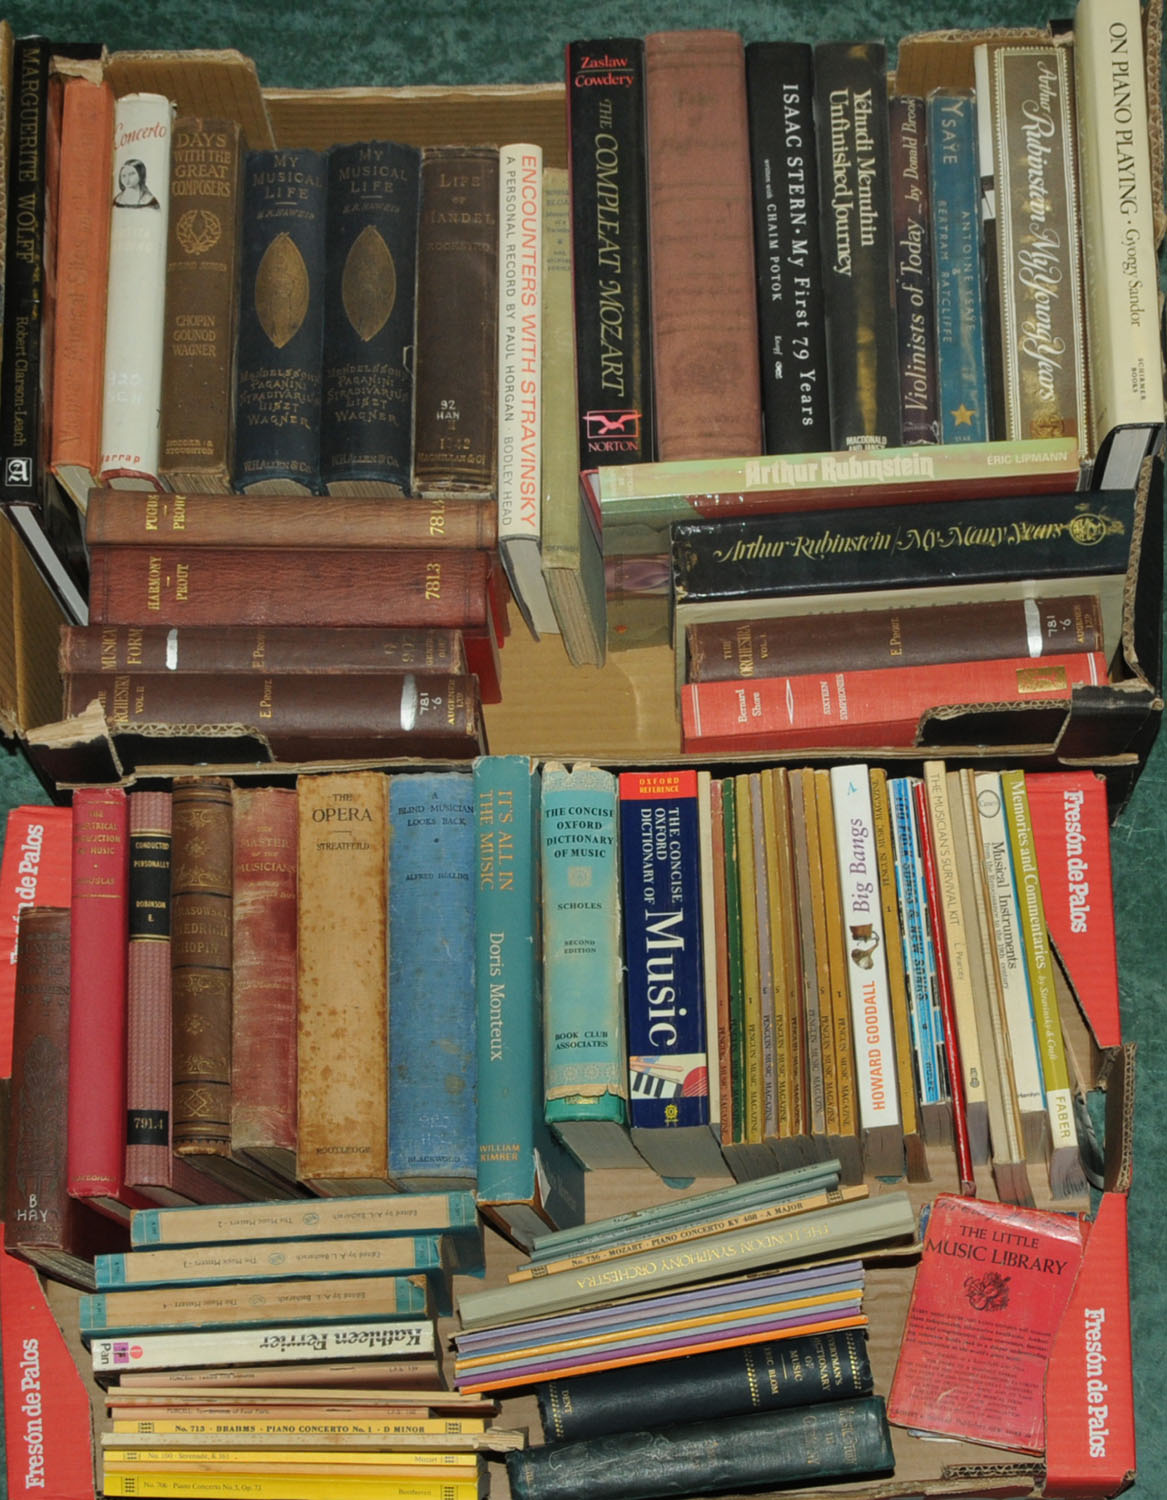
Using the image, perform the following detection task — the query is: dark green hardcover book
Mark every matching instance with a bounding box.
[507,1394,895,1500]
[233,147,328,494]
[813,40,901,452]
[536,1327,873,1441]
[322,139,420,495]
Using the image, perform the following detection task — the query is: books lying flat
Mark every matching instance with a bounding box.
[90,1320,436,1376]
[130,1193,478,1248]
[98,1234,450,1288]
[101,1475,483,1500]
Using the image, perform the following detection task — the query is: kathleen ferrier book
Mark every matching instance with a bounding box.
[888,1193,1086,1452]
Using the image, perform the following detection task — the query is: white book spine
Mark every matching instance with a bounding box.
[828,765,902,1135]
[89,1318,435,1373]
[99,93,174,487]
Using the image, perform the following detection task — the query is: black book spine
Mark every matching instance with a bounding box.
[536,1327,873,1442]
[321,140,421,494]
[889,94,940,445]
[813,41,902,452]
[672,488,1136,604]
[507,1395,895,1500]
[233,148,328,494]
[565,39,655,467]
[745,42,831,454]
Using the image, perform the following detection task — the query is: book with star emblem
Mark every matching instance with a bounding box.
[888,1194,1086,1452]
[159,118,244,493]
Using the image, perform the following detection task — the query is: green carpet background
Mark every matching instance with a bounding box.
[1,1,1165,1496]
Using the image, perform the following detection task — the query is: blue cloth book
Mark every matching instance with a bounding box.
[473,755,585,1249]
[388,771,477,1190]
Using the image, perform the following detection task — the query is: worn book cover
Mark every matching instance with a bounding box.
[889,1193,1086,1451]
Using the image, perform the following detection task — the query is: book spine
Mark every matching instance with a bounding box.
[170,779,233,1158]
[618,771,712,1136]
[295,771,390,1190]
[86,545,491,629]
[644,29,762,460]
[101,1475,473,1500]
[89,1320,437,1374]
[411,145,499,498]
[59,623,466,676]
[231,786,298,1172]
[99,94,175,486]
[97,1230,444,1287]
[508,1395,895,1500]
[681,651,1106,753]
[321,140,420,495]
[685,594,1104,682]
[124,790,176,1195]
[670,488,1135,606]
[62,669,484,762]
[565,40,654,469]
[387,772,478,1189]
[744,42,831,453]
[233,148,328,494]
[814,768,863,1183]
[159,118,244,491]
[889,94,939,445]
[49,76,114,501]
[68,786,134,1212]
[813,41,901,451]
[927,90,990,443]
[541,765,628,1137]
[536,1326,873,1441]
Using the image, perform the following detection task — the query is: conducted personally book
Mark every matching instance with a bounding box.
[889,93,939,445]
[158,117,244,492]
[617,769,727,1180]
[48,74,113,510]
[888,1194,1086,1452]
[411,144,499,500]
[684,594,1105,683]
[97,1233,450,1290]
[233,148,328,494]
[540,763,640,1169]
[130,1191,479,1250]
[565,39,655,471]
[62,669,486,762]
[506,1396,895,1500]
[534,1325,873,1441]
[744,41,831,454]
[473,756,586,1248]
[90,1320,437,1377]
[644,30,762,461]
[1074,0,1166,488]
[387,772,477,1190]
[680,651,1109,753]
[813,40,901,452]
[98,93,175,489]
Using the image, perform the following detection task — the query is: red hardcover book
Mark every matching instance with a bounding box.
[1,805,73,1069]
[231,785,298,1183]
[86,545,493,630]
[66,787,151,1222]
[681,651,1108,754]
[888,1193,1087,1453]
[1025,771,1121,1050]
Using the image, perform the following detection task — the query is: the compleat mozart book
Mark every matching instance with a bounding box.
[412,145,499,499]
[644,29,762,461]
[233,147,327,494]
[565,38,655,470]
[322,139,420,495]
[158,117,244,492]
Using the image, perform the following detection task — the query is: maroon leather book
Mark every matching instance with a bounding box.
[6,907,127,1287]
[87,545,492,630]
[231,786,298,1183]
[644,30,763,461]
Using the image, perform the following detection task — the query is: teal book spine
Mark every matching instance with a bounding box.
[94,1232,445,1288]
[928,90,990,443]
[474,756,586,1246]
[388,772,477,1190]
[541,765,629,1146]
[129,1190,478,1248]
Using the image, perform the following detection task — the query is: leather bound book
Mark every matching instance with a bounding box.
[412,145,499,499]
[159,118,244,492]
[322,140,421,496]
[231,786,298,1183]
[233,148,328,494]
[644,30,762,461]
[49,75,114,511]
[6,907,127,1288]
[86,543,493,629]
